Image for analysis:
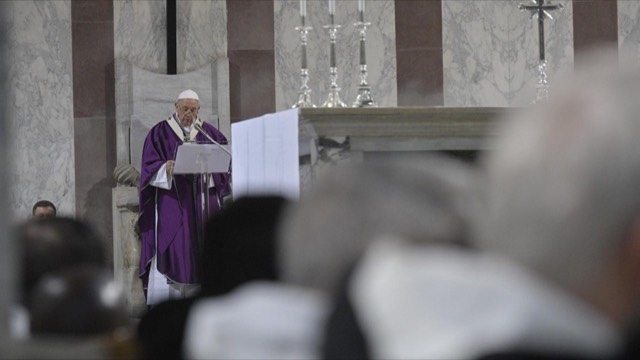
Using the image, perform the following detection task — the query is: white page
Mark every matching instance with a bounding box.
[232,109,299,199]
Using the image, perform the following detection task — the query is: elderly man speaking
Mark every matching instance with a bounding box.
[138,89,231,305]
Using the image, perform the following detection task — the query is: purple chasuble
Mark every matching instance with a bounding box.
[138,118,231,291]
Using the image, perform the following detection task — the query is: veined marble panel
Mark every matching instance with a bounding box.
[274,0,397,110]
[177,0,228,73]
[619,1,640,64]
[177,1,230,137]
[5,0,75,219]
[443,0,573,106]
[114,0,166,74]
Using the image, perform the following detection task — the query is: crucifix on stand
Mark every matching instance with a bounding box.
[518,0,563,103]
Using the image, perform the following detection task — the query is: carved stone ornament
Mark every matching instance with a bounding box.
[113,164,141,187]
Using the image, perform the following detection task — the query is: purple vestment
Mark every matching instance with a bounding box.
[138,118,231,291]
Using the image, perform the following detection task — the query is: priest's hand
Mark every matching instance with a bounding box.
[166,160,175,176]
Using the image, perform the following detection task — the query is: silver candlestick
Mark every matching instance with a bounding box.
[292,16,315,108]
[321,14,347,108]
[352,10,376,107]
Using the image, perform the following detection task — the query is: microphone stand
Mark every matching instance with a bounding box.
[194,122,232,156]
[192,122,232,254]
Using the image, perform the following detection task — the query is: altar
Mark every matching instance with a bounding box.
[112,106,505,316]
[231,107,504,199]
[298,107,502,151]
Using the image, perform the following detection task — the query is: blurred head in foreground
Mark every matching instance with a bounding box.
[29,265,128,336]
[478,48,640,327]
[323,49,640,360]
[200,195,290,296]
[279,154,477,295]
[16,217,106,305]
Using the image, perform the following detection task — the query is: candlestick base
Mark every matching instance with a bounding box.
[292,89,316,108]
[322,88,347,108]
[353,85,377,107]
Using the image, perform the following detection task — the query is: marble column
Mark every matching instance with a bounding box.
[5,0,75,219]
[274,0,397,110]
[177,0,230,137]
[177,0,228,73]
[114,0,166,74]
[113,0,164,166]
[112,0,166,316]
[443,0,573,106]
[0,0,12,344]
[619,1,640,63]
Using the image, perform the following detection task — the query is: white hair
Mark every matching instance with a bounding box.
[477,48,640,292]
[278,154,478,295]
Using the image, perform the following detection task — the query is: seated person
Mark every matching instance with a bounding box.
[32,200,56,219]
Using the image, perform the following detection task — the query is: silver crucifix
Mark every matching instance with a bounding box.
[519,0,563,61]
[519,0,563,103]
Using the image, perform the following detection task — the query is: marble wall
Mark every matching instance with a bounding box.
[4,0,639,255]
[443,0,573,106]
[6,0,75,220]
[274,0,397,110]
[114,0,228,75]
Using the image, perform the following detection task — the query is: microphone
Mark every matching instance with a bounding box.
[194,122,232,157]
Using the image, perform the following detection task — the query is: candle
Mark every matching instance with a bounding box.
[300,0,306,17]
[328,0,335,15]
[358,0,365,13]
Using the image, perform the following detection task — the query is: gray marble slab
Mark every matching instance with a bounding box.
[443,0,573,106]
[619,1,640,63]
[177,0,228,73]
[5,0,75,218]
[114,0,167,74]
